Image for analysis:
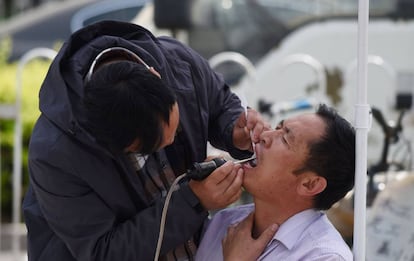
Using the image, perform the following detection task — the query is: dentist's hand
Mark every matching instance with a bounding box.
[189,161,243,210]
[233,108,270,152]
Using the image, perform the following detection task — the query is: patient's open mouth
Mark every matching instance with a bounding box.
[235,157,257,168]
[248,158,257,167]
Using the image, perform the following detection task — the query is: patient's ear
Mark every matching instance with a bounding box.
[297,174,327,196]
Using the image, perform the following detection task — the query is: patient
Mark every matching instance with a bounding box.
[196,104,355,261]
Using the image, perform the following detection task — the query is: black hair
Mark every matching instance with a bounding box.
[82,61,177,154]
[295,104,356,210]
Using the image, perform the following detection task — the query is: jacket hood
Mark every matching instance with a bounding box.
[38,21,169,148]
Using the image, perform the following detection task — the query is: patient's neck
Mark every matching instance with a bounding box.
[253,199,310,237]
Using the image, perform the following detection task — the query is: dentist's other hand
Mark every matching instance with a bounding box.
[233,108,270,152]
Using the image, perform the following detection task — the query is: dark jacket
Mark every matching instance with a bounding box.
[22,21,247,261]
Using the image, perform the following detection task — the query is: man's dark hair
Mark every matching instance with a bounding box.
[296,104,356,210]
[82,61,177,154]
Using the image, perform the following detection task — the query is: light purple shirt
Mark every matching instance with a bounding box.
[195,204,352,261]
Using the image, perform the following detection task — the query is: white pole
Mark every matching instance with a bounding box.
[353,0,371,260]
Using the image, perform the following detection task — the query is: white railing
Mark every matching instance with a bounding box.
[0,47,56,261]
[277,53,327,103]
[209,51,256,110]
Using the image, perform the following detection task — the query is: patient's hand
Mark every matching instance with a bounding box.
[222,212,278,261]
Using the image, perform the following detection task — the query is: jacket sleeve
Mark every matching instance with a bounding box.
[28,134,208,261]
[160,37,251,159]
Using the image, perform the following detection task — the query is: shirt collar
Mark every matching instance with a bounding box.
[272,209,323,250]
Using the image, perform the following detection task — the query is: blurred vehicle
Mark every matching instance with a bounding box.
[132,0,414,166]
[70,0,148,33]
[0,0,97,61]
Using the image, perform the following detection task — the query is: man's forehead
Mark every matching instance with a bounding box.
[284,113,319,127]
[285,114,325,139]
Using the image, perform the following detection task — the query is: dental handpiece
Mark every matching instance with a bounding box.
[186,156,256,181]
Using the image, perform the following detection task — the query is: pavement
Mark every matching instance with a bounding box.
[0,223,27,261]
[0,252,27,261]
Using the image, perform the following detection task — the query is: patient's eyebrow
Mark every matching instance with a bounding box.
[282,120,296,146]
[275,120,284,129]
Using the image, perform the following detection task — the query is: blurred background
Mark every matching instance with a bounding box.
[1,0,413,260]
